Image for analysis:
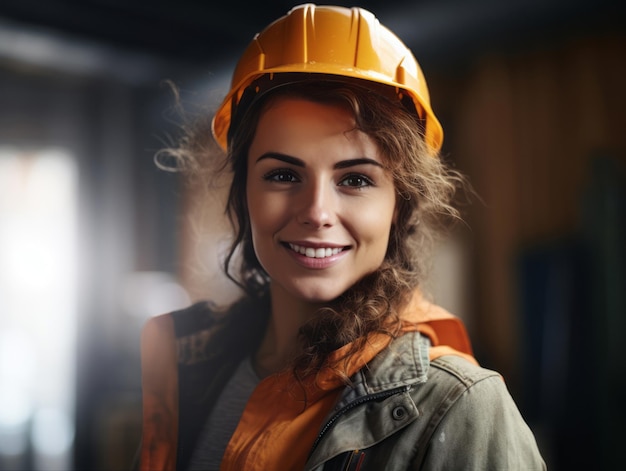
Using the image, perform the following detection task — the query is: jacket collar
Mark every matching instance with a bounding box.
[333,331,430,410]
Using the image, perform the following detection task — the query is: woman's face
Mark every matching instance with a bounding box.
[246,97,397,304]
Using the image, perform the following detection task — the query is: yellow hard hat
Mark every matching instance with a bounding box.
[212,3,443,152]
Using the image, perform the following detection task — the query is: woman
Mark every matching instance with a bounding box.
[139,4,546,470]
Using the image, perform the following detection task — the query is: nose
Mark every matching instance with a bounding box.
[295,180,336,228]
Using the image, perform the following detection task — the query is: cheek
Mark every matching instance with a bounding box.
[377,200,397,254]
[354,197,396,248]
[374,192,397,233]
[247,199,267,245]
[246,179,266,228]
[247,198,272,272]
[247,191,290,244]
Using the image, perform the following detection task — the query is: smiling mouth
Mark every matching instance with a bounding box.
[287,243,346,259]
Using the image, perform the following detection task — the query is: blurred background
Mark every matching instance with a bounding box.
[0,0,624,469]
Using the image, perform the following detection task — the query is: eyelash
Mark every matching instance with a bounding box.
[263,168,300,183]
[338,173,374,188]
[262,169,375,188]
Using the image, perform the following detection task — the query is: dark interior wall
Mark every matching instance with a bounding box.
[429,30,626,469]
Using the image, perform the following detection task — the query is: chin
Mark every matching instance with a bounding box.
[291,284,347,305]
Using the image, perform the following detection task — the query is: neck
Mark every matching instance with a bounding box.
[253,283,322,378]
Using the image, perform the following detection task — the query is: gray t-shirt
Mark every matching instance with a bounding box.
[188,356,260,470]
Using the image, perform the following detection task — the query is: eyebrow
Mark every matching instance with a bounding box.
[255,152,383,169]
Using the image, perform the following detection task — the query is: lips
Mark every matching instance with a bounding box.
[288,243,344,259]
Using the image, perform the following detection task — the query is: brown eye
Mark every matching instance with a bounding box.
[339,174,373,188]
[264,169,300,183]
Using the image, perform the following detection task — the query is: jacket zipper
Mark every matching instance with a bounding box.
[308,384,412,459]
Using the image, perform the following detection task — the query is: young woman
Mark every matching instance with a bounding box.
[139,4,546,470]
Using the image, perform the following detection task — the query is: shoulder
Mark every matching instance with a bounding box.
[140,301,224,372]
[168,301,223,337]
[141,312,177,359]
[429,354,501,387]
[142,301,217,338]
[423,354,523,430]
[148,296,269,367]
[404,353,504,430]
[417,355,546,470]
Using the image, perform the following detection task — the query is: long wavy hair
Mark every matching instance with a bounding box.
[158,78,466,377]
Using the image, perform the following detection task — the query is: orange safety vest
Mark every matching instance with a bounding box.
[139,291,476,471]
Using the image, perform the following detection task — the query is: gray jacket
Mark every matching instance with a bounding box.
[307,331,546,470]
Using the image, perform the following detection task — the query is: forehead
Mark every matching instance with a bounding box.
[250,97,381,160]
[258,95,354,129]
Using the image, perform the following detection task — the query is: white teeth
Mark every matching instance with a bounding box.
[289,243,343,259]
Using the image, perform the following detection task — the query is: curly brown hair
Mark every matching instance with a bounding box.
[157,77,466,376]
